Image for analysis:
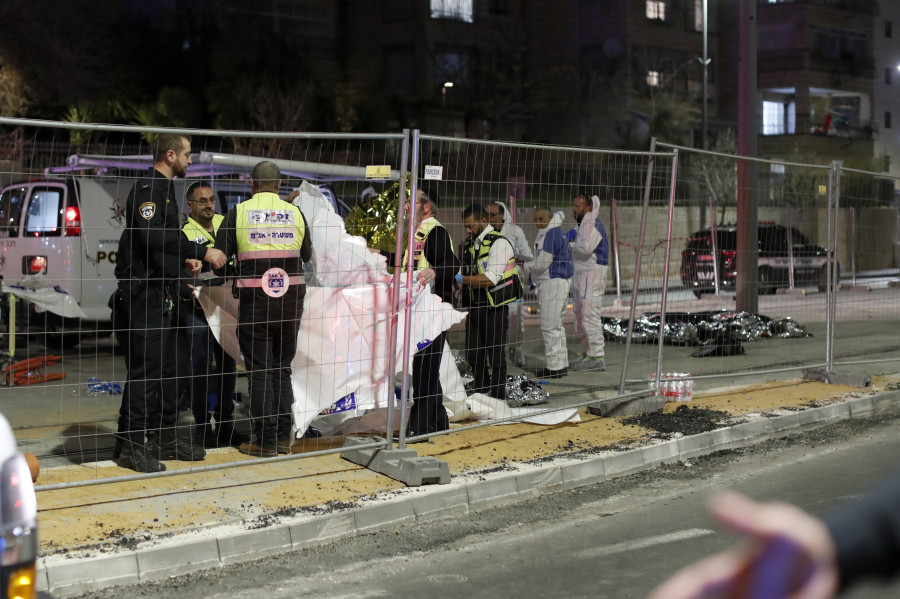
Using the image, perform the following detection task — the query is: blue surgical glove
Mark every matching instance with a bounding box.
[567,228,577,242]
[455,273,463,284]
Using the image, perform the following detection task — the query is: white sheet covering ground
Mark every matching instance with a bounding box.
[199,182,578,438]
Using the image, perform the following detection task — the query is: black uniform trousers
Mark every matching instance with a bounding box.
[236,285,304,448]
[408,331,450,435]
[176,301,237,431]
[465,304,509,400]
[115,283,179,446]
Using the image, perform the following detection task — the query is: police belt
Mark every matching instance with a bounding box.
[235,275,303,288]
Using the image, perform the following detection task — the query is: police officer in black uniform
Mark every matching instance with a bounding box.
[113,133,227,473]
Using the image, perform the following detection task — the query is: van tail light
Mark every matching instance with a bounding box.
[23,255,47,275]
[65,205,81,236]
[722,250,736,271]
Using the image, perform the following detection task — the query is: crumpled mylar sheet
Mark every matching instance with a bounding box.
[602,310,812,346]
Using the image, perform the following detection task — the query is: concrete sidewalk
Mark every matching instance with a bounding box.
[31,373,899,597]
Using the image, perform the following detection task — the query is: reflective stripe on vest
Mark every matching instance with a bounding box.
[236,275,303,288]
[235,192,305,259]
[402,218,450,270]
[465,231,520,307]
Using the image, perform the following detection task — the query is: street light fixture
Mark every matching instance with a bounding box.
[441,81,453,136]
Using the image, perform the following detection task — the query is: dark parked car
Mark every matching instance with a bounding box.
[681,223,833,297]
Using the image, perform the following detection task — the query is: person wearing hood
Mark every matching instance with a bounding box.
[487,200,534,368]
[567,192,609,372]
[523,208,573,378]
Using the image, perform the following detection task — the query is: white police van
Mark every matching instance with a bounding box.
[0,153,357,347]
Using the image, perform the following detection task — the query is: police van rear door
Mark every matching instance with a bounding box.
[19,181,83,302]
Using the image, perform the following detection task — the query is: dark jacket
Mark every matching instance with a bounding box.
[115,168,206,285]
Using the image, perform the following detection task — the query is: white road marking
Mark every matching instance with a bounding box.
[578,528,716,558]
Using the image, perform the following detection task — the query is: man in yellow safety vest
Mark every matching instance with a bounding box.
[214,161,312,457]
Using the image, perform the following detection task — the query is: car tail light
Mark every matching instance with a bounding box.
[722,250,736,271]
[64,205,81,236]
[22,256,46,275]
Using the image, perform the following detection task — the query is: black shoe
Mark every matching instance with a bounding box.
[112,437,124,459]
[213,421,250,448]
[117,443,166,473]
[534,367,568,379]
[146,433,206,461]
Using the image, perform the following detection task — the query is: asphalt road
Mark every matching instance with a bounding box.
[71,407,900,599]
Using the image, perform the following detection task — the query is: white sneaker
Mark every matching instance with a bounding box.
[572,356,606,372]
[509,347,527,368]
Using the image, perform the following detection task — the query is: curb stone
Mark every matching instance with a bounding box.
[37,391,900,597]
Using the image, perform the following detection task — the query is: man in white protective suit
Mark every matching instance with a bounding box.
[486,200,533,369]
[522,208,573,379]
[567,193,609,372]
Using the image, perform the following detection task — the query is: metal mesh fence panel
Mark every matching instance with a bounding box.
[831,165,900,372]
[0,117,407,487]
[416,134,675,415]
[656,142,834,383]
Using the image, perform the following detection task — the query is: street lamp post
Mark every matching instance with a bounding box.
[441,81,453,136]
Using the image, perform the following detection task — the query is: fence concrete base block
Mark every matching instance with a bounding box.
[341,436,451,486]
[587,393,664,417]
[802,368,872,388]
[838,284,871,292]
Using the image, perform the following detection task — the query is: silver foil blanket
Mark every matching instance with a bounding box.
[602,311,812,346]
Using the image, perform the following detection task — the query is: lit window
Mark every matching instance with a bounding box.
[647,71,661,87]
[646,0,666,21]
[431,0,474,23]
[763,101,785,135]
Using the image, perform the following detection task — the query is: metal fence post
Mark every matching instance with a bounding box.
[394,130,422,450]
[619,139,657,396]
[654,151,679,387]
[828,161,842,372]
[385,129,410,443]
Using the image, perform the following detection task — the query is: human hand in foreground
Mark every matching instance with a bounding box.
[204,248,227,269]
[184,259,202,276]
[567,228,577,242]
[647,491,839,599]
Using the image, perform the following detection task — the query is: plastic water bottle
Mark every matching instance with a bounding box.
[86,377,102,397]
